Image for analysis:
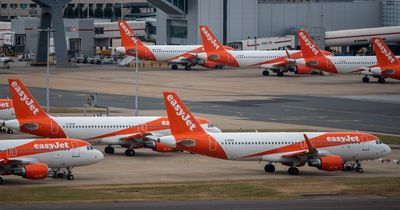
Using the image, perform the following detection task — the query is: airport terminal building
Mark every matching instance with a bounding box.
[154,0,400,48]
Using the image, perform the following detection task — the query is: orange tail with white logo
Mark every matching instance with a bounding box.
[163,92,206,135]
[297,30,323,59]
[118,20,144,48]
[199,25,239,67]
[8,79,48,120]
[199,25,226,54]
[162,92,227,159]
[7,79,67,138]
[372,37,400,68]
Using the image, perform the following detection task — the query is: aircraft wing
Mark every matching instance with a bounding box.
[1,157,40,166]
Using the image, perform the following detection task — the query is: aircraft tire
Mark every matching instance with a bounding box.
[264,164,275,173]
[7,129,13,134]
[262,70,269,76]
[67,174,75,180]
[362,77,370,83]
[288,167,299,175]
[125,149,136,156]
[0,177,3,185]
[277,72,284,77]
[378,78,386,84]
[356,167,364,173]
[171,65,178,70]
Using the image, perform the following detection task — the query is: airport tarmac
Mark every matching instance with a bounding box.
[0,66,399,134]
[1,132,399,186]
[2,197,400,210]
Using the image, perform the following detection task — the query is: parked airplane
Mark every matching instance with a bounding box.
[294,30,400,83]
[369,37,400,83]
[0,99,14,133]
[158,92,391,175]
[0,138,103,184]
[198,25,334,76]
[115,20,230,70]
[4,79,220,156]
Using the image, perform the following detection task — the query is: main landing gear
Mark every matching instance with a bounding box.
[362,76,386,84]
[51,168,75,180]
[343,160,363,173]
[264,164,275,173]
[288,167,299,175]
[277,72,284,77]
[125,149,136,157]
[262,70,270,76]
[0,127,13,134]
[0,177,4,185]
[171,64,178,70]
[104,145,115,154]
[184,65,192,71]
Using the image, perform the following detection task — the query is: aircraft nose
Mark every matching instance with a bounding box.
[383,144,391,156]
[116,47,126,54]
[93,149,104,162]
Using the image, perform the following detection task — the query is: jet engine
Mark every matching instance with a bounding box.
[145,140,176,152]
[308,155,343,171]
[13,163,48,180]
[292,65,312,74]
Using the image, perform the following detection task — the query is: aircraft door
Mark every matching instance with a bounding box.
[6,148,17,158]
[50,120,58,135]
[362,136,370,151]
[209,136,217,152]
[71,142,80,157]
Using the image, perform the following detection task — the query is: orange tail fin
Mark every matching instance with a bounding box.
[372,37,399,67]
[297,30,323,59]
[163,92,206,135]
[118,20,144,48]
[8,79,48,120]
[199,25,226,54]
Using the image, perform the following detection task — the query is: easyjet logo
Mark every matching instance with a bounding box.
[166,94,196,131]
[34,142,70,150]
[201,27,220,50]
[11,81,39,115]
[299,31,319,56]
[374,39,395,64]
[327,135,360,143]
[0,102,11,109]
[119,22,138,44]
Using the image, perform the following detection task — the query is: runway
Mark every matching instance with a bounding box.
[0,84,399,134]
[2,197,400,210]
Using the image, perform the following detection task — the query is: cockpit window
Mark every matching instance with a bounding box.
[86,146,95,150]
[208,123,214,128]
[376,140,383,144]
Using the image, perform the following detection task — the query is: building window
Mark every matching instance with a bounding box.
[169,25,187,38]
[1,4,7,9]
[29,4,37,8]
[96,3,103,8]
[10,4,18,9]
[94,27,104,34]
[20,4,28,9]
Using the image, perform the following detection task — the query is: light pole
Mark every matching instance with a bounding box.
[37,27,56,113]
[135,32,139,116]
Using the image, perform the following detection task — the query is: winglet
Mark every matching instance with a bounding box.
[199,25,226,53]
[163,92,206,135]
[117,20,144,48]
[372,37,400,68]
[303,134,317,154]
[297,30,323,59]
[8,79,48,120]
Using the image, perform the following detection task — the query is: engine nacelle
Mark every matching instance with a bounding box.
[308,155,343,171]
[293,65,312,74]
[13,163,48,180]
[153,141,177,152]
[157,135,176,148]
[202,60,224,69]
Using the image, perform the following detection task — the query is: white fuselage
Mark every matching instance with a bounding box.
[148,45,201,63]
[209,132,390,162]
[5,116,220,146]
[0,140,103,168]
[230,50,298,67]
[0,107,14,121]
